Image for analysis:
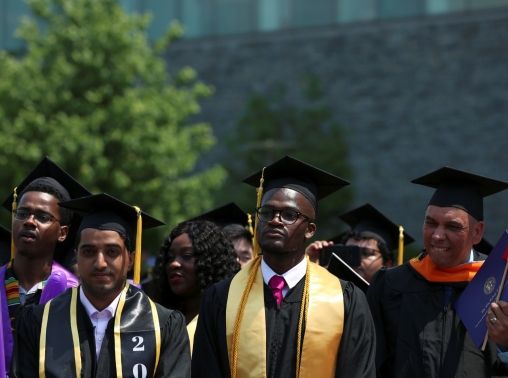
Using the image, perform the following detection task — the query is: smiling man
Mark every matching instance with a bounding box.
[12,194,190,378]
[191,156,376,378]
[367,167,508,378]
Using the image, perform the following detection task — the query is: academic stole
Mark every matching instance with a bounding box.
[410,252,483,283]
[186,315,198,355]
[226,259,345,378]
[39,283,161,378]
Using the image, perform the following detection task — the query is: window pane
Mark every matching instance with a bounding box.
[469,0,508,9]
[143,0,177,40]
[294,0,332,27]
[181,0,213,38]
[258,0,281,31]
[379,0,421,18]
[426,0,466,14]
[5,0,30,51]
[118,0,141,13]
[216,0,253,36]
[338,0,376,23]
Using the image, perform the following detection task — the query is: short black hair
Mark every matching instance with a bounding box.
[20,181,73,226]
[152,220,240,309]
[222,224,253,245]
[74,229,132,253]
[344,232,393,264]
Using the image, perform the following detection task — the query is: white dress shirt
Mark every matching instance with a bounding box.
[261,256,307,298]
[80,287,121,361]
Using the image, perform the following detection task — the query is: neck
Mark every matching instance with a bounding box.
[263,249,306,275]
[82,283,125,312]
[179,292,202,325]
[13,253,53,291]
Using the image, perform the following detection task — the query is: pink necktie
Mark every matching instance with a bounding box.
[269,275,286,306]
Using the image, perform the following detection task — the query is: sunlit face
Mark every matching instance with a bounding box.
[346,238,390,283]
[13,191,68,258]
[77,229,134,300]
[232,237,254,269]
[422,205,484,267]
[165,233,200,298]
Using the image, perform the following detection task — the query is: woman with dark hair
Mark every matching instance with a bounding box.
[153,220,240,352]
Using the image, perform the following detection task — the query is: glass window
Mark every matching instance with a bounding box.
[5,0,30,51]
[379,0,422,18]
[469,0,508,9]
[294,0,333,27]
[426,0,466,14]
[118,0,141,13]
[338,0,376,23]
[258,0,281,31]
[180,0,213,38]
[216,0,253,36]
[143,0,177,40]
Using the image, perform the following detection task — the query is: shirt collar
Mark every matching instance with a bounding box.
[261,256,307,289]
[79,286,121,318]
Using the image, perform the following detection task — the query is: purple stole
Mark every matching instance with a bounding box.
[0,260,78,377]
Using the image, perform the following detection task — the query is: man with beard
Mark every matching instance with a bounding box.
[367,167,508,377]
[191,156,376,378]
[12,193,190,377]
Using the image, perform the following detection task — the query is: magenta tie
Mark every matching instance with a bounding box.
[269,275,286,306]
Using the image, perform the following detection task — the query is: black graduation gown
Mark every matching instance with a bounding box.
[367,251,508,378]
[11,288,191,378]
[191,275,376,378]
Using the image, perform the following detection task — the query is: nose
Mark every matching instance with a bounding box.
[431,225,446,241]
[23,213,37,227]
[169,258,181,269]
[94,252,108,270]
[267,210,284,225]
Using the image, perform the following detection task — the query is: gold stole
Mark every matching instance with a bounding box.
[226,258,344,378]
[187,315,198,355]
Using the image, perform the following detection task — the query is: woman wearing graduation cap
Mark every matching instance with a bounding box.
[191,156,376,378]
[12,194,191,378]
[152,219,240,353]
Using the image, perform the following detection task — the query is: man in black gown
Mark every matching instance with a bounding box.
[191,156,376,378]
[12,194,190,378]
[367,167,508,377]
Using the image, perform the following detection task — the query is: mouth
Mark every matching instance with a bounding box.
[91,273,112,281]
[169,273,184,284]
[431,245,450,252]
[19,230,37,243]
[263,229,284,238]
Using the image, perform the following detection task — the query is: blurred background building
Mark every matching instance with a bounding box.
[2,0,508,249]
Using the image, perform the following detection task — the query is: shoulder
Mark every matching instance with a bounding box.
[202,275,235,308]
[153,302,186,327]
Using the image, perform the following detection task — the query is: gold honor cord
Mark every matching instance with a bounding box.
[11,187,17,259]
[148,298,161,377]
[114,283,130,378]
[398,226,404,266]
[133,206,142,285]
[295,256,311,378]
[39,299,51,378]
[247,214,254,239]
[253,168,266,257]
[70,288,82,377]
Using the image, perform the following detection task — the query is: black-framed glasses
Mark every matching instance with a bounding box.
[359,247,381,259]
[13,209,60,224]
[256,206,313,225]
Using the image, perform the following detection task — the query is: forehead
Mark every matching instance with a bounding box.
[425,205,469,221]
[346,237,379,249]
[78,228,125,245]
[261,188,314,213]
[18,191,59,207]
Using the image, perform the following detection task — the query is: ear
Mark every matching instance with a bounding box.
[472,221,485,245]
[128,251,136,271]
[305,222,317,239]
[385,259,393,268]
[57,225,69,243]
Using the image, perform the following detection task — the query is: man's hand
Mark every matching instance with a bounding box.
[486,301,508,350]
[305,240,334,265]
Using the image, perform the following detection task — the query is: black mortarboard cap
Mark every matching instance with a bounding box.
[0,225,11,266]
[411,167,508,221]
[58,193,165,247]
[474,238,493,255]
[2,156,92,210]
[187,202,250,228]
[338,203,415,251]
[327,253,369,294]
[242,155,349,210]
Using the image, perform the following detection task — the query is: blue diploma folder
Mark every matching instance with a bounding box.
[455,230,508,348]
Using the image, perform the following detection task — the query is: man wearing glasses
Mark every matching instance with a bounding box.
[0,157,91,377]
[191,156,376,378]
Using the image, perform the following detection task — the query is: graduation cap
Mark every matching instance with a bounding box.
[338,203,415,252]
[1,156,92,261]
[242,155,350,211]
[58,193,165,284]
[327,253,369,294]
[0,225,11,266]
[411,167,508,221]
[474,237,493,255]
[188,202,252,229]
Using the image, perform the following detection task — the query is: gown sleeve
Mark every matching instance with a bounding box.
[335,280,376,378]
[11,306,42,378]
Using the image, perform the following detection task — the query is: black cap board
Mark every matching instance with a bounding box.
[242,155,349,210]
[58,193,165,249]
[338,203,415,251]
[474,238,493,255]
[0,225,10,266]
[411,167,508,221]
[327,253,369,294]
[187,202,250,227]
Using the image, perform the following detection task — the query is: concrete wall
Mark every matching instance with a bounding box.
[164,8,508,247]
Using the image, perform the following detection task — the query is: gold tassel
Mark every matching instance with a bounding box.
[11,187,17,260]
[133,206,142,285]
[247,213,254,239]
[398,226,404,266]
[253,168,265,257]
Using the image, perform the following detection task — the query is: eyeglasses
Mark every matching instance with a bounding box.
[359,247,382,259]
[13,209,60,224]
[255,206,313,225]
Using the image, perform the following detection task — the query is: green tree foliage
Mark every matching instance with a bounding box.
[0,0,226,249]
[220,75,354,241]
